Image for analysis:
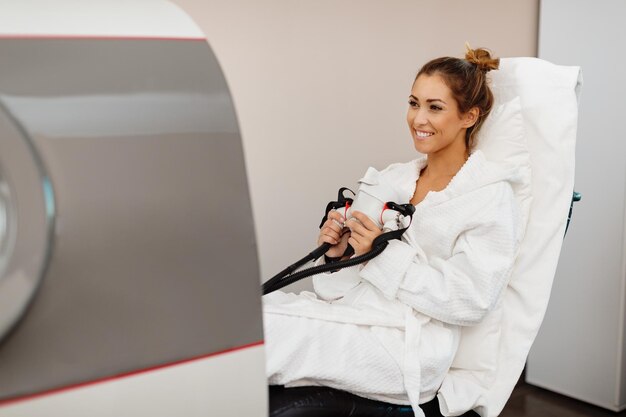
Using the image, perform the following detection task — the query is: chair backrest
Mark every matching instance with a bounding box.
[437,58,583,417]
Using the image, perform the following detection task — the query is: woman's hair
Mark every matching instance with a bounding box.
[415,44,500,149]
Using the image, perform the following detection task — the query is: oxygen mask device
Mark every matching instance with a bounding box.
[262,167,415,295]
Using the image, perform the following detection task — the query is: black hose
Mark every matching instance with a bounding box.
[262,241,388,295]
[261,197,414,296]
[261,243,331,295]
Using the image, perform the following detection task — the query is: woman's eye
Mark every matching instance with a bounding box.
[408,100,419,107]
[430,105,442,111]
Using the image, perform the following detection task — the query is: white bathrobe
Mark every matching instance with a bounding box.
[263,150,523,417]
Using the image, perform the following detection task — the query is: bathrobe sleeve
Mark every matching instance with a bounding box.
[312,257,362,301]
[358,182,521,326]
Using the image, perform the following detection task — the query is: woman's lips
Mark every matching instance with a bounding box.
[415,129,434,139]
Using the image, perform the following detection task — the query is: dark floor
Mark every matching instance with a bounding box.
[501,383,626,417]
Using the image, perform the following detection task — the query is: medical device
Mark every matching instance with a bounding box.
[262,167,415,295]
[0,3,266,414]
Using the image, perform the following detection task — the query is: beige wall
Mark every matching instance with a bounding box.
[172,0,539,289]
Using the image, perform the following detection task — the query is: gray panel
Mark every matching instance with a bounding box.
[0,40,262,401]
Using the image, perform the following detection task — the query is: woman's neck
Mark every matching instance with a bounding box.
[423,145,469,179]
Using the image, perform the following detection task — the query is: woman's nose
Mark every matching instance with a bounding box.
[411,108,428,127]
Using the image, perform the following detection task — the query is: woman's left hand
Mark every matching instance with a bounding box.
[347,210,383,257]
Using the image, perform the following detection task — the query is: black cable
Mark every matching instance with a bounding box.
[260,192,415,296]
[261,243,331,295]
[262,241,388,295]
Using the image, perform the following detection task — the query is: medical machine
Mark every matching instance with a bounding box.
[0,3,266,416]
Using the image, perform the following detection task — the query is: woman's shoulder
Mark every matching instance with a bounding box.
[378,156,427,180]
[353,158,424,205]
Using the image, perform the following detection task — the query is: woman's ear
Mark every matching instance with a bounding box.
[462,107,479,128]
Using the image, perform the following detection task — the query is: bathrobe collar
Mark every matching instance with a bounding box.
[396,149,521,206]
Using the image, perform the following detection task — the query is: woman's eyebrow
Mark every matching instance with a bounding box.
[409,95,446,104]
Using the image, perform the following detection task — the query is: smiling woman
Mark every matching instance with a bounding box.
[406,46,499,205]
[411,47,499,150]
[264,46,523,417]
[407,76,476,158]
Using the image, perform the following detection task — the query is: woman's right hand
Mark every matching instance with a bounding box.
[318,210,351,258]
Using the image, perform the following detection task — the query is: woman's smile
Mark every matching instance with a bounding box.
[414,129,435,139]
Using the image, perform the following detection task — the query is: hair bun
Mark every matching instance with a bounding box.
[464,43,499,72]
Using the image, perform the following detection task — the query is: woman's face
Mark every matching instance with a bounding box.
[406,73,476,156]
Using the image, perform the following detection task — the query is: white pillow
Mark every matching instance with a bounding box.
[475,95,532,234]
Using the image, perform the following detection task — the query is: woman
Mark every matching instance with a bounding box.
[263,46,521,417]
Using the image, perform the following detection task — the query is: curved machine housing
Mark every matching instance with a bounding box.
[0,100,54,346]
[0,8,265,415]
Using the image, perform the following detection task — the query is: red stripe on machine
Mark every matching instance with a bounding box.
[0,340,264,407]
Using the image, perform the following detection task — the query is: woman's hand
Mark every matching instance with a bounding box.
[347,211,383,256]
[317,210,351,258]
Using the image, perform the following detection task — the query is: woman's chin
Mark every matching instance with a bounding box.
[413,141,431,154]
